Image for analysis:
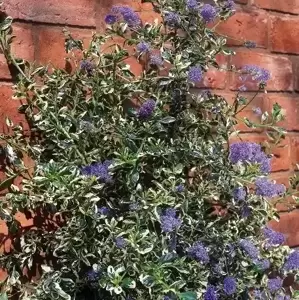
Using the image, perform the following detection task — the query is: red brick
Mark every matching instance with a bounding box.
[11,23,35,62]
[199,54,228,89]
[254,0,299,14]
[231,134,291,172]
[264,94,299,131]
[35,26,92,69]
[2,0,96,27]
[217,11,267,48]
[270,16,299,54]
[269,210,299,247]
[0,84,28,133]
[230,51,293,91]
[290,135,299,170]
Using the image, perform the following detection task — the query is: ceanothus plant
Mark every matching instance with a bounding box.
[0,0,299,299]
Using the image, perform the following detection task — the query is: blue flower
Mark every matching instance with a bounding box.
[149,54,163,66]
[263,226,285,248]
[224,0,235,10]
[229,142,271,173]
[176,184,185,193]
[255,178,285,198]
[105,14,117,24]
[98,206,110,216]
[80,60,94,74]
[204,285,218,300]
[137,99,156,119]
[187,241,209,264]
[164,12,180,26]
[188,66,203,83]
[241,65,271,83]
[283,251,299,271]
[268,277,283,293]
[253,258,270,270]
[241,204,251,218]
[254,289,266,299]
[160,208,182,233]
[223,276,237,295]
[136,41,150,53]
[86,269,100,282]
[81,160,113,183]
[252,107,262,115]
[200,4,217,23]
[110,6,141,27]
[233,187,246,201]
[115,237,127,249]
[244,41,257,49]
[129,203,139,211]
[239,239,260,259]
[186,0,199,11]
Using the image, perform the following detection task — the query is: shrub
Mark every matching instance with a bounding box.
[0,0,298,299]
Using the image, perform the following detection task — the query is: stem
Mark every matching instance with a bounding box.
[235,91,259,115]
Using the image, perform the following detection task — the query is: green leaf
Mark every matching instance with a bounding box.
[0,293,8,300]
[0,174,18,192]
[160,116,176,124]
[0,17,13,31]
[179,291,197,300]
[122,277,136,289]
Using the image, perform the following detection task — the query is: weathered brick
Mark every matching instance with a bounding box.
[198,54,228,89]
[217,11,268,47]
[269,210,299,247]
[264,94,299,131]
[35,26,92,69]
[290,135,299,170]
[2,0,96,27]
[11,23,35,62]
[270,16,299,54]
[254,0,299,14]
[230,51,293,91]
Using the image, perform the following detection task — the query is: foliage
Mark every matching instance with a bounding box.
[0,0,298,299]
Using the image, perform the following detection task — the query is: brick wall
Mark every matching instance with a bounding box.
[0,0,299,245]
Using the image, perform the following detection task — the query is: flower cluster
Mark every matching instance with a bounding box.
[105,6,141,27]
[188,66,203,83]
[200,4,217,23]
[115,237,127,249]
[149,54,163,66]
[81,160,113,183]
[136,41,150,54]
[283,251,299,271]
[223,277,237,295]
[186,0,199,11]
[160,208,182,233]
[267,277,283,293]
[204,285,218,300]
[239,239,260,259]
[255,177,285,198]
[137,99,156,119]
[164,12,180,26]
[263,226,285,248]
[233,187,246,201]
[187,241,209,264]
[229,142,271,173]
[241,65,271,83]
